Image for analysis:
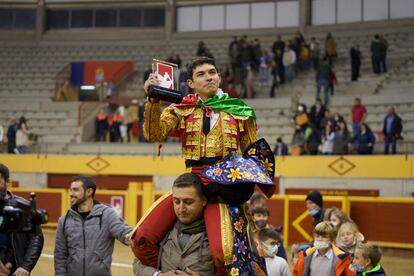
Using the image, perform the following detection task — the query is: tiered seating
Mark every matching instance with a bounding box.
[0,26,413,154]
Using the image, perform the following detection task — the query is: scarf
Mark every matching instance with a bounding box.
[178,218,206,235]
[173,89,256,119]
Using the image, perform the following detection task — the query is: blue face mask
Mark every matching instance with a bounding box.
[314,241,330,249]
[352,264,366,272]
[308,208,319,217]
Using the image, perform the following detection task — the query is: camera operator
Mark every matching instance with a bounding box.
[0,164,44,276]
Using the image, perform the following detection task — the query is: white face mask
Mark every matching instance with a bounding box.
[314,241,330,249]
[263,244,279,257]
[330,220,340,227]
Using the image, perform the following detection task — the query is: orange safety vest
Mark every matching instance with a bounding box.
[96,113,107,120]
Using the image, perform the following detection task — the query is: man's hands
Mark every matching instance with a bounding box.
[13,267,29,276]
[159,268,201,276]
[144,73,160,94]
[124,231,133,247]
[0,262,11,276]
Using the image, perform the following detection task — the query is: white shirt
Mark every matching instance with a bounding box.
[310,248,334,276]
[265,256,290,276]
[199,89,224,131]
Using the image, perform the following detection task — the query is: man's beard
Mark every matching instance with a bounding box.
[71,194,87,208]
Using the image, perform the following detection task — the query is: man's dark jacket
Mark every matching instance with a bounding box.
[6,192,44,273]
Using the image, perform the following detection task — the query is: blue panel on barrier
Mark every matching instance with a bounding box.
[70,62,84,86]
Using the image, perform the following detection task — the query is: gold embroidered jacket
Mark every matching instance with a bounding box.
[143,101,257,160]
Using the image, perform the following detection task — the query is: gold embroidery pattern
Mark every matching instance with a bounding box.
[219,203,234,266]
[240,118,257,152]
[144,102,179,142]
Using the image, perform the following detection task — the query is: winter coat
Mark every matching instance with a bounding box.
[382,114,402,137]
[293,244,354,276]
[54,202,132,276]
[357,131,376,154]
[5,192,44,273]
[356,265,386,276]
[132,222,214,276]
[333,130,351,154]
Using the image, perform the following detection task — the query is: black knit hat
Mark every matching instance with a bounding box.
[305,190,323,208]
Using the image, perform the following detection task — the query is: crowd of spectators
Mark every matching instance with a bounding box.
[0,116,37,154]
[246,190,388,275]
[95,105,144,143]
[282,97,403,155]
[138,31,400,154]
[220,32,339,100]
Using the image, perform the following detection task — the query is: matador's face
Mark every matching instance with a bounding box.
[187,63,221,101]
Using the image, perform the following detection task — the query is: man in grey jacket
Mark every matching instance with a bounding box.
[133,173,214,276]
[54,175,132,276]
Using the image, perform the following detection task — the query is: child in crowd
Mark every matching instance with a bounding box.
[249,191,267,211]
[252,206,287,260]
[258,229,290,276]
[352,243,387,275]
[338,222,365,254]
[324,207,353,231]
[252,206,272,230]
[293,221,354,276]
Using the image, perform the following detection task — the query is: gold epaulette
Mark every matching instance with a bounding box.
[230,114,251,121]
[170,105,196,117]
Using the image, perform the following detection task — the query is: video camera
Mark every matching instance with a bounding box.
[0,192,48,233]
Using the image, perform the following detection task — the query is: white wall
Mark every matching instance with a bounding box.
[201,5,224,31]
[177,6,199,32]
[312,0,336,25]
[337,0,361,23]
[277,1,299,27]
[225,3,249,30]
[251,2,275,29]
[176,1,299,32]
[364,0,388,21]
[312,0,414,25]
[390,0,414,19]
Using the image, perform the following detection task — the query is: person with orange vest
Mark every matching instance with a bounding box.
[293,221,354,276]
[111,111,124,142]
[95,109,108,142]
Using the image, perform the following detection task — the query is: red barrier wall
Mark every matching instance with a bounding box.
[84,61,133,84]
[12,191,63,224]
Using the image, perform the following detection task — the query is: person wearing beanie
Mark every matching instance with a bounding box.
[305,190,325,227]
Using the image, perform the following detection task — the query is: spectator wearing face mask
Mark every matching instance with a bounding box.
[352,243,387,276]
[252,206,287,261]
[258,229,290,276]
[305,190,325,227]
[293,221,354,276]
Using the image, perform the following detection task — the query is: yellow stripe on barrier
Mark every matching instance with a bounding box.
[292,210,313,242]
[371,241,414,249]
[348,197,414,203]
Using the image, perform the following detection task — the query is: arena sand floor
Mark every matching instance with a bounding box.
[31,229,413,275]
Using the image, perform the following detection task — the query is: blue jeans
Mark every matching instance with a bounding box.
[259,67,268,83]
[352,123,361,149]
[384,134,396,154]
[316,79,330,105]
[284,65,293,82]
[311,57,319,70]
[16,145,27,154]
